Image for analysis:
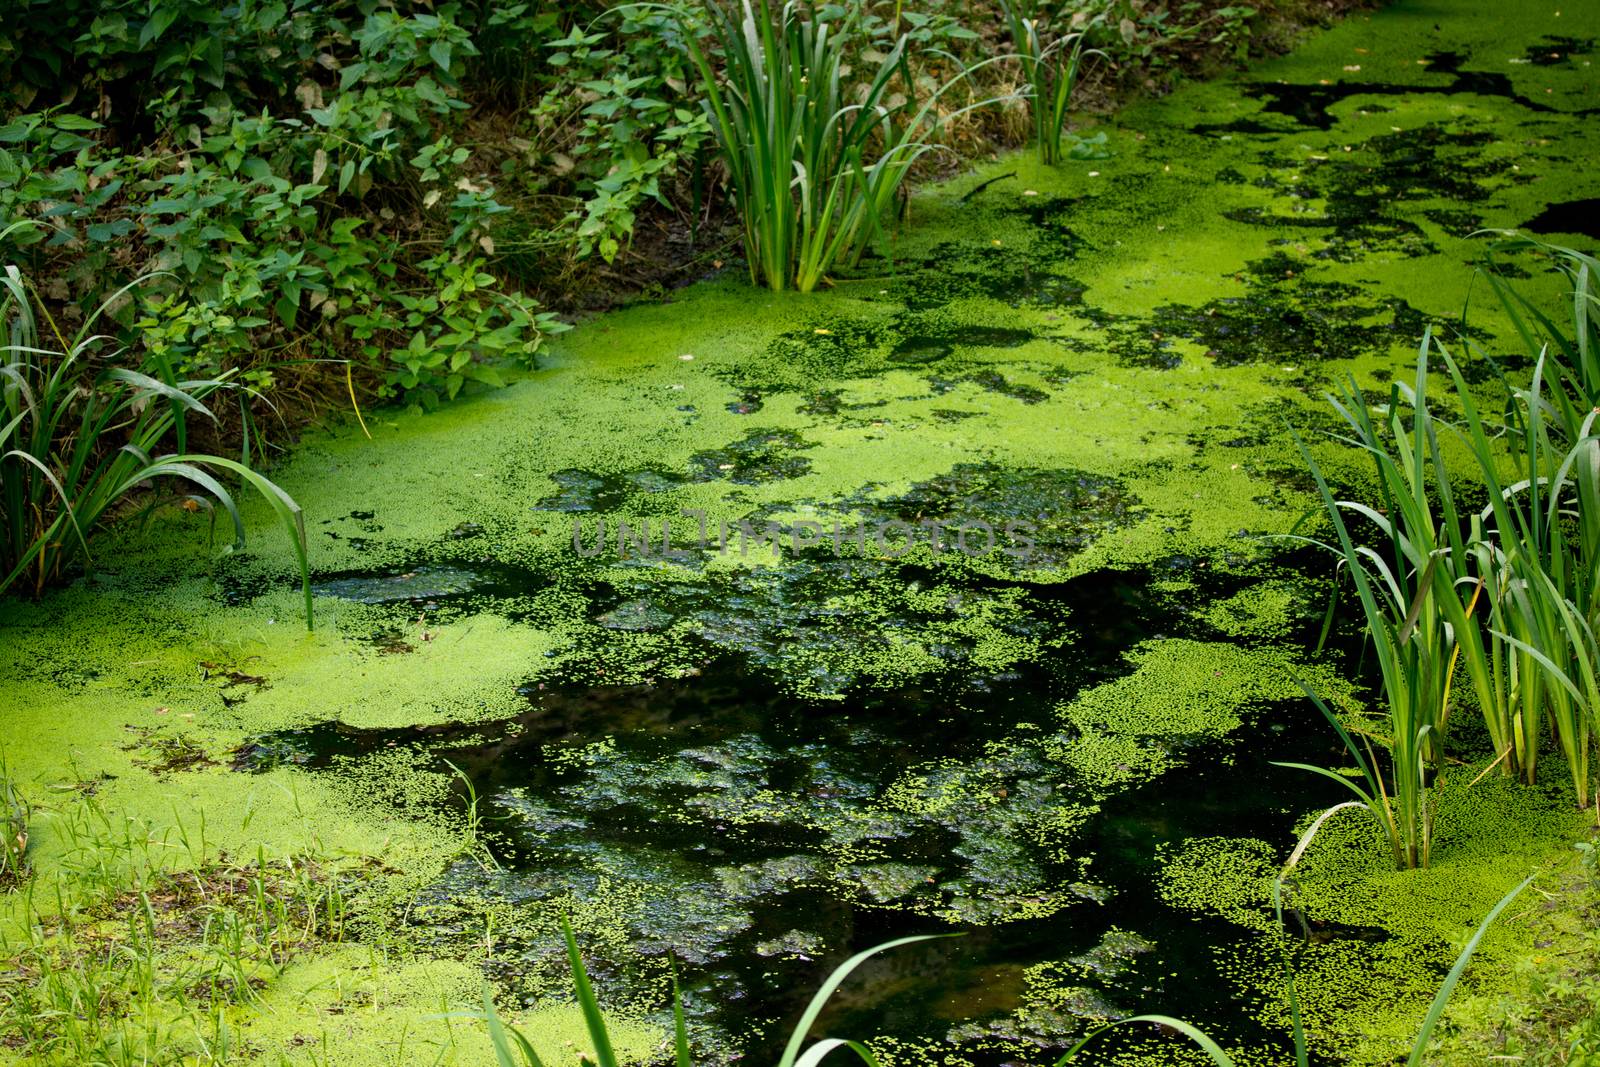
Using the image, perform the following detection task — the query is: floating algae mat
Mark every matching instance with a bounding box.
[2,2,1597,1064]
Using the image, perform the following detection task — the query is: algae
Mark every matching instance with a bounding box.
[1,0,1597,1060]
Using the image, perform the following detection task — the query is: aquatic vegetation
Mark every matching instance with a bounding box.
[998,1,1100,167]
[0,791,349,1064]
[677,0,997,292]
[1287,341,1467,869]
[1284,239,1600,849]
[1,2,1598,1063]
[1454,237,1600,807]
[1437,339,1598,808]
[0,754,26,887]
[0,236,312,626]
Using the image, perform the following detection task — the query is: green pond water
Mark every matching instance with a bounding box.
[3,2,1599,1064]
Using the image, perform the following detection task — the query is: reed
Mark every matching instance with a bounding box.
[0,224,313,626]
[1285,341,1466,868]
[998,0,1098,165]
[677,0,997,292]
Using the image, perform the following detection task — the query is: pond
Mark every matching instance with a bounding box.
[2,1,1596,1064]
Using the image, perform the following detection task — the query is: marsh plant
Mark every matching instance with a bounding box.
[1291,238,1600,868]
[675,0,1001,292]
[998,0,1102,165]
[0,791,348,1065]
[0,225,313,625]
[0,755,27,886]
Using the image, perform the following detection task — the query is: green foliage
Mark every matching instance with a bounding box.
[677,0,997,292]
[1093,1,1260,70]
[0,753,28,888]
[535,9,712,263]
[999,1,1103,165]
[0,237,312,622]
[0,0,568,413]
[0,788,347,1065]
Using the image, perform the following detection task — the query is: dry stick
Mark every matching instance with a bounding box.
[1467,746,1515,789]
[959,171,1018,202]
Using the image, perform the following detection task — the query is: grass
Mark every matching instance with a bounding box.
[0,787,349,1065]
[0,223,314,627]
[675,0,1001,292]
[0,754,27,888]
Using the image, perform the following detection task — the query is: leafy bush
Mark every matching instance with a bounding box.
[0,1,569,415]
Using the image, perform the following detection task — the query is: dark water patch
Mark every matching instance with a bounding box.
[889,324,1037,366]
[946,325,1034,348]
[835,462,1141,571]
[312,564,501,605]
[232,732,315,773]
[869,237,1085,313]
[689,429,815,484]
[758,318,889,380]
[964,370,1050,404]
[1225,205,1435,261]
[845,199,1093,313]
[215,569,272,607]
[888,337,953,364]
[314,510,384,551]
[1221,123,1520,260]
[243,534,1348,1062]
[534,466,686,513]
[1421,206,1487,237]
[532,434,817,508]
[761,707,1349,1064]
[1105,254,1429,369]
[1520,35,1595,66]
[799,390,845,415]
[252,665,1345,1064]
[1233,51,1600,132]
[1522,197,1600,240]
[1005,196,1092,260]
[995,271,1088,309]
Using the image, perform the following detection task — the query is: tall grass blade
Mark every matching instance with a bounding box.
[1057,1014,1237,1066]
[776,934,944,1067]
[1405,875,1535,1066]
[562,916,620,1067]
